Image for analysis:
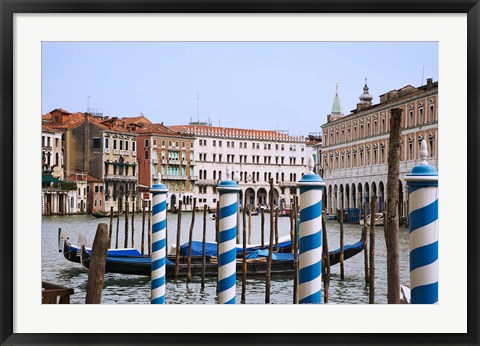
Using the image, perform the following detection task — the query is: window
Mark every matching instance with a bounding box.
[409,110,414,127]
[219,141,222,147]
[119,140,123,150]
[105,138,109,149]
[162,140,166,147]
[213,140,217,147]
[145,150,149,160]
[144,139,149,147]
[169,141,172,147]
[419,108,424,124]
[182,142,185,148]
[93,138,101,150]
[132,142,136,152]
[429,105,435,122]
[125,141,129,151]
[95,185,99,193]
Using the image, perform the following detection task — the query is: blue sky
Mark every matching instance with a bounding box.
[42,42,438,136]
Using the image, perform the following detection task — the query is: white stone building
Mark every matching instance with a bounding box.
[170,123,312,211]
[320,79,438,222]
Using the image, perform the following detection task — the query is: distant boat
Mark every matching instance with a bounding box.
[210,213,216,220]
[91,210,122,218]
[326,213,338,221]
[359,213,384,226]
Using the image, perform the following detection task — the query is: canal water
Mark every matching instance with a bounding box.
[42,212,410,304]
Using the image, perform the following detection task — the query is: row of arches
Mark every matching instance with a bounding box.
[325,180,405,219]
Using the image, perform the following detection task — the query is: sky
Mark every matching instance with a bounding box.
[42,42,438,136]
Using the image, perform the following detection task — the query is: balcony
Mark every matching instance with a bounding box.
[168,159,180,165]
[125,150,130,155]
[104,174,138,182]
[190,175,198,181]
[132,151,136,157]
[42,145,52,151]
[161,174,187,181]
[120,150,125,155]
[181,160,188,165]
[152,158,158,165]
[113,149,120,155]
[152,173,161,180]
[162,159,168,164]
[196,179,218,186]
[279,181,296,187]
[104,148,110,154]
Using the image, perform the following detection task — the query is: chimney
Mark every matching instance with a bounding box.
[426,78,433,90]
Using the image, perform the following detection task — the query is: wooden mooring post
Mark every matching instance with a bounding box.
[369,195,377,304]
[363,202,369,285]
[187,198,197,283]
[115,199,120,249]
[175,200,183,280]
[339,208,345,281]
[201,205,207,289]
[322,206,330,303]
[248,207,252,245]
[265,178,275,304]
[85,223,109,304]
[108,206,113,248]
[386,107,402,304]
[141,200,146,255]
[124,201,129,248]
[241,200,247,303]
[261,209,265,248]
[131,196,135,248]
[274,207,279,251]
[147,201,152,256]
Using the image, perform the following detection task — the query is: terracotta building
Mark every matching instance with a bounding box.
[42,109,139,213]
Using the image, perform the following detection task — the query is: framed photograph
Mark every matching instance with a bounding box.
[1,0,478,345]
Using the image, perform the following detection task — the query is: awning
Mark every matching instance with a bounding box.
[42,174,60,183]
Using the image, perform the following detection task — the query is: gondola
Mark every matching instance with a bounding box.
[77,237,364,277]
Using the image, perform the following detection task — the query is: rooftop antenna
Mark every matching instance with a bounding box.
[197,92,200,122]
[421,65,425,86]
[87,96,92,113]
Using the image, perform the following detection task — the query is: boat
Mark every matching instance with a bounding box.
[91,210,122,218]
[326,213,338,221]
[359,213,384,226]
[62,239,142,264]
[210,213,216,220]
[76,236,364,277]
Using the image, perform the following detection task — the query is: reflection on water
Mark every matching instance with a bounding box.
[42,213,410,304]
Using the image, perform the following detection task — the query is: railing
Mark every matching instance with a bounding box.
[190,175,198,181]
[104,174,138,182]
[42,281,74,304]
[104,148,110,154]
[162,159,168,164]
[152,173,161,180]
[113,149,120,154]
[125,150,130,155]
[132,151,136,157]
[152,158,158,164]
[279,181,296,187]
[42,145,52,150]
[196,179,218,186]
[120,150,125,155]
[168,159,180,165]
[161,174,187,180]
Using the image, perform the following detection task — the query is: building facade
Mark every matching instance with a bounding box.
[170,123,310,211]
[320,79,438,220]
[42,109,139,213]
[132,118,196,211]
[42,125,64,179]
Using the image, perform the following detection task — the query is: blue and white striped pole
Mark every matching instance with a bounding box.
[297,156,326,303]
[150,183,169,304]
[216,167,240,304]
[405,140,439,304]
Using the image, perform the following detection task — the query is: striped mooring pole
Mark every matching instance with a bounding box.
[297,156,326,303]
[405,140,439,304]
[150,183,169,304]
[216,167,240,304]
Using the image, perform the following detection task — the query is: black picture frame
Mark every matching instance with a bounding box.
[1,1,479,345]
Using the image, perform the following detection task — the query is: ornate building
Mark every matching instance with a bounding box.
[170,123,309,211]
[320,78,438,220]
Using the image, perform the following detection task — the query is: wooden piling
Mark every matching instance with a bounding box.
[187,199,197,283]
[265,178,274,304]
[248,207,252,245]
[339,208,345,281]
[386,107,402,304]
[241,199,247,304]
[289,207,294,254]
[322,206,330,303]
[115,199,120,249]
[201,205,207,289]
[131,196,135,248]
[141,200,146,255]
[261,209,265,248]
[369,196,377,304]
[175,200,183,280]
[147,201,152,256]
[108,206,113,248]
[274,207,279,251]
[85,223,109,304]
[124,201,129,248]
[363,202,369,285]
[293,195,299,304]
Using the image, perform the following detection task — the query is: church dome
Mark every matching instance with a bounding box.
[359,78,373,103]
